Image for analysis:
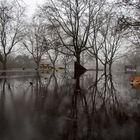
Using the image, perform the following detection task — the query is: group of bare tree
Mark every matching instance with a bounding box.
[39,0,125,74]
[0,0,25,70]
[0,0,139,73]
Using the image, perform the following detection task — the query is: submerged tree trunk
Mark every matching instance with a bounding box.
[52,61,56,69]
[95,56,99,83]
[3,57,7,70]
[36,60,40,70]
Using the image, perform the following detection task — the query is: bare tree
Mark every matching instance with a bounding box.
[45,25,60,68]
[116,0,140,52]
[99,10,123,74]
[86,3,123,76]
[45,47,59,69]
[40,0,105,64]
[23,16,47,69]
[87,2,106,72]
[0,0,25,70]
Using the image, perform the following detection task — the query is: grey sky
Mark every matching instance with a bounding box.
[19,0,45,16]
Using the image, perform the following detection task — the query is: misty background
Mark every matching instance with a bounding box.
[0,0,139,72]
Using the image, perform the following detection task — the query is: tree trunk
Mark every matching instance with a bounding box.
[76,53,80,64]
[104,63,107,76]
[95,55,98,71]
[36,61,40,70]
[104,56,108,75]
[109,60,112,75]
[3,57,7,70]
[52,62,55,69]
[95,56,99,83]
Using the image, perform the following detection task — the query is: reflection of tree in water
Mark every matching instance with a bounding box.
[87,73,134,140]
[32,71,72,139]
[62,77,91,140]
[62,72,135,140]
[32,71,140,140]
[1,72,140,140]
[97,74,119,113]
[33,71,59,111]
[0,77,35,140]
[0,78,7,139]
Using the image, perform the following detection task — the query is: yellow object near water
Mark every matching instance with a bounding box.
[130,76,140,89]
[40,64,51,70]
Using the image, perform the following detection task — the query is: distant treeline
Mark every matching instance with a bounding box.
[0,55,36,69]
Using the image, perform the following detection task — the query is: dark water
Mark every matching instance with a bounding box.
[0,70,140,140]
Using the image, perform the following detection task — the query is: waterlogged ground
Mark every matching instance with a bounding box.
[0,70,140,140]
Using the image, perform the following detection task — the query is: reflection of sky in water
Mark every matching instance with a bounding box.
[0,71,140,140]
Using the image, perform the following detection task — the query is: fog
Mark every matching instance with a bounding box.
[0,0,140,139]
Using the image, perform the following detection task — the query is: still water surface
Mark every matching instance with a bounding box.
[0,70,140,140]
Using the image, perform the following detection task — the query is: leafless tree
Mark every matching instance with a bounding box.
[0,0,25,70]
[40,0,105,64]
[86,4,123,76]
[99,11,123,74]
[87,2,106,73]
[96,8,123,73]
[45,25,61,68]
[23,16,47,69]
[116,0,140,53]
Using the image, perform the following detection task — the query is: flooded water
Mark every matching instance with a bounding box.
[0,70,140,140]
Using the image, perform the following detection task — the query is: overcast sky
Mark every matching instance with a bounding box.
[19,0,45,17]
